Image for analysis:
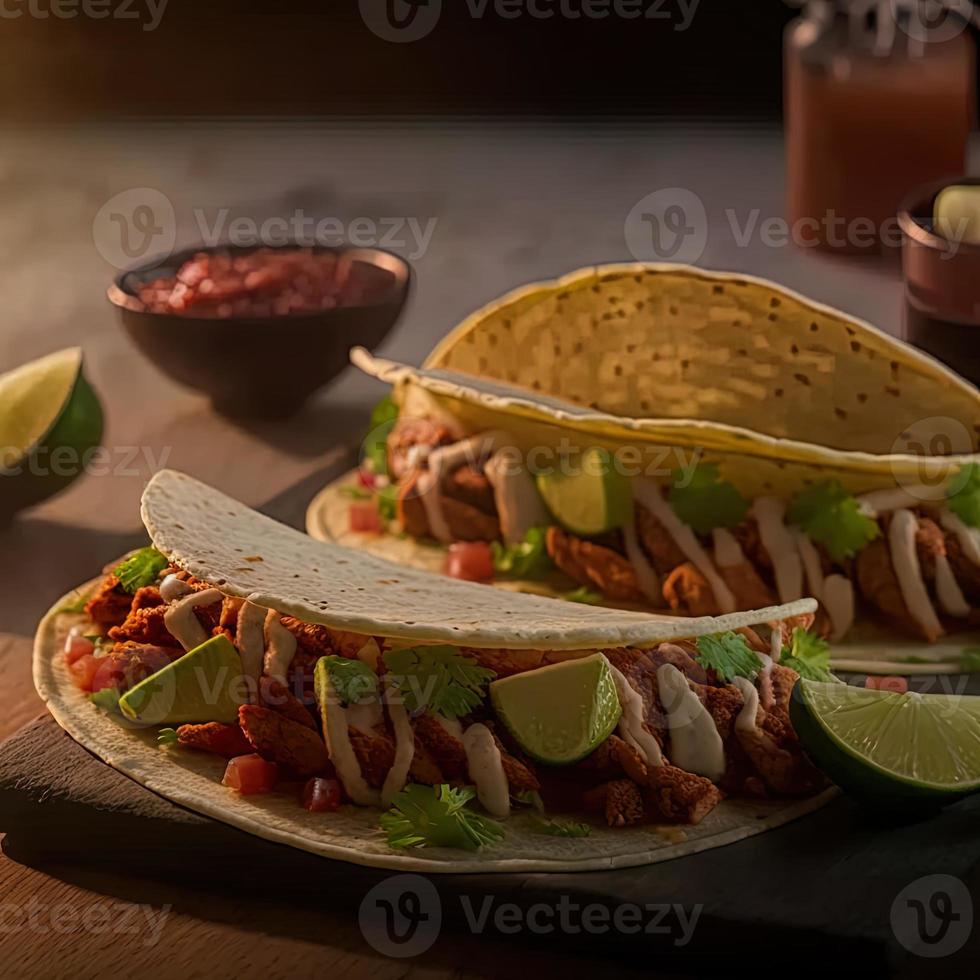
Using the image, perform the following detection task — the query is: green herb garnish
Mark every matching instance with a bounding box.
[319,655,378,706]
[960,648,980,673]
[113,547,168,594]
[669,463,748,535]
[57,590,93,614]
[787,479,880,562]
[781,628,841,683]
[376,482,399,522]
[695,632,763,682]
[527,815,592,838]
[156,727,179,746]
[362,394,399,476]
[563,586,604,605]
[490,527,553,579]
[380,784,505,851]
[947,464,980,528]
[339,484,372,501]
[383,646,495,718]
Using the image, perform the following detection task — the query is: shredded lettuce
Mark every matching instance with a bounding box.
[362,394,399,476]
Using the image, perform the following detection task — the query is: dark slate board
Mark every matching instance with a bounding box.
[2,462,979,977]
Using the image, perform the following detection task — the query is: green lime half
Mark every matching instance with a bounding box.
[791,678,980,808]
[490,653,622,765]
[119,635,247,726]
[0,347,103,518]
[536,446,632,536]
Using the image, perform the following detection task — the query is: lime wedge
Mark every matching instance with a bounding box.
[536,447,631,535]
[790,678,980,807]
[0,348,103,518]
[119,635,247,725]
[490,653,622,765]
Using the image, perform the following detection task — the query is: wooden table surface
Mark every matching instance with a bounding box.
[0,121,961,978]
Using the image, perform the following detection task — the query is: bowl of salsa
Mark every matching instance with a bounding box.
[108,243,411,418]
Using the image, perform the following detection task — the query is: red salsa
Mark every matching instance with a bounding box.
[136,248,397,318]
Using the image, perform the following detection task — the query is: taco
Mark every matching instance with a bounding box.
[306,266,980,675]
[35,469,835,873]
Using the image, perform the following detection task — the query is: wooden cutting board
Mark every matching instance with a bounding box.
[2,466,978,977]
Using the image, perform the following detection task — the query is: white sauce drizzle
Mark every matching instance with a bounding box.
[604,659,664,768]
[935,553,971,618]
[889,509,944,640]
[159,574,194,604]
[321,684,381,807]
[622,517,663,604]
[794,530,824,602]
[712,527,745,568]
[163,588,222,651]
[858,486,941,517]
[656,663,726,782]
[235,600,267,697]
[757,647,776,711]
[484,449,550,545]
[417,432,506,544]
[461,723,511,818]
[263,610,297,685]
[752,497,803,604]
[940,508,980,566]
[381,676,415,807]
[632,479,736,614]
[732,676,761,734]
[822,574,856,641]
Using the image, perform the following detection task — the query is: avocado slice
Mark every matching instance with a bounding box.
[118,634,247,725]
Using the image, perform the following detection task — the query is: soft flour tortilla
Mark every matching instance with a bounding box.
[422,263,980,458]
[35,582,835,874]
[33,469,836,873]
[308,470,980,676]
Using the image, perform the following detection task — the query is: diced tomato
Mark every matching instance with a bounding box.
[445,541,494,582]
[90,646,172,694]
[865,675,909,694]
[64,633,95,665]
[222,754,279,795]
[68,653,100,691]
[357,468,377,490]
[349,501,383,534]
[302,776,343,812]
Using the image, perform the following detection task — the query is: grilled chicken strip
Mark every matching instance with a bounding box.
[546,527,644,603]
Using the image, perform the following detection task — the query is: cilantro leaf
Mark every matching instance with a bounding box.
[669,463,748,535]
[362,394,399,476]
[380,784,504,851]
[113,547,168,594]
[376,482,399,522]
[319,655,378,706]
[563,586,604,605]
[156,727,179,746]
[695,632,762,682]
[383,646,495,718]
[781,628,841,683]
[490,527,554,579]
[947,464,980,528]
[527,815,592,838]
[787,480,880,562]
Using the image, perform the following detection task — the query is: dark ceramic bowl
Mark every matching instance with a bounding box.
[108,243,410,418]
